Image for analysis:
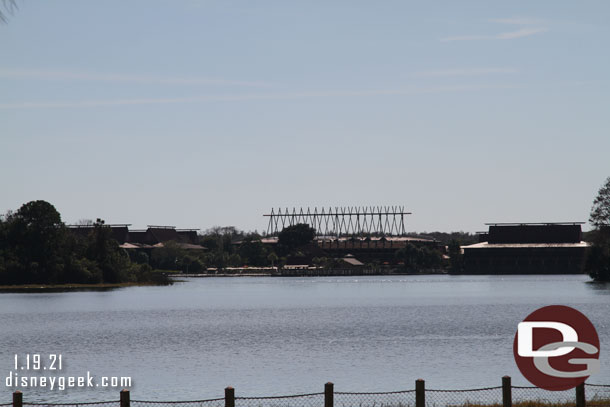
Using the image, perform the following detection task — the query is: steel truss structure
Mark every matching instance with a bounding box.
[264,206,411,237]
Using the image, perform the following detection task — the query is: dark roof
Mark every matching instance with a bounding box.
[67,225,130,244]
[485,222,585,226]
[148,227,180,243]
[127,230,150,244]
[68,224,201,246]
[177,230,199,244]
[153,242,206,250]
[486,223,583,244]
[463,242,590,249]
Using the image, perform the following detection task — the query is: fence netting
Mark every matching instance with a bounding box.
[585,384,610,407]
[425,387,503,407]
[23,402,118,407]
[335,390,416,407]
[235,393,324,407]
[132,399,224,407]
[8,382,610,407]
[512,386,577,407]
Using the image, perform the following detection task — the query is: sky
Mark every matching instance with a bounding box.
[1,1,609,234]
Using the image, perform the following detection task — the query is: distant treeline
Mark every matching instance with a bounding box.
[0,201,170,285]
[159,223,446,274]
[0,201,450,285]
[406,231,478,245]
[6,188,609,285]
[152,223,318,273]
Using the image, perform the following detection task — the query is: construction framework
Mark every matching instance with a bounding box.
[264,206,411,237]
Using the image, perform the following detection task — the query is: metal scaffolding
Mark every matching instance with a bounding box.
[264,206,411,237]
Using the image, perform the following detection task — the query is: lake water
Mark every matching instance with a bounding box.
[1,275,609,403]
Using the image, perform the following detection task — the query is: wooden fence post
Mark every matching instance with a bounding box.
[416,379,425,407]
[120,389,130,407]
[225,387,235,407]
[502,376,511,407]
[576,383,585,407]
[121,389,131,407]
[325,382,334,407]
[13,391,22,407]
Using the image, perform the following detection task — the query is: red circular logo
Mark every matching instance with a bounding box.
[513,305,600,390]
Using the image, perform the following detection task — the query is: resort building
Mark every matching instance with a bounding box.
[461,223,590,274]
[68,224,205,250]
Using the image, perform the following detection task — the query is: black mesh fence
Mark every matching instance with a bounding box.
[235,393,324,407]
[426,387,503,407]
[7,381,610,407]
[585,385,610,407]
[512,386,576,407]
[335,390,416,407]
[132,399,224,407]
[23,402,118,407]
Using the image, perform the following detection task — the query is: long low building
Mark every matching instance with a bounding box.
[68,224,205,250]
[461,223,590,274]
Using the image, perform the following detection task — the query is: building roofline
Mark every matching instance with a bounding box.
[462,242,590,249]
[484,222,585,226]
[67,224,131,228]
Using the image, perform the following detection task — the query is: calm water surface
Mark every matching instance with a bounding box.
[1,275,609,402]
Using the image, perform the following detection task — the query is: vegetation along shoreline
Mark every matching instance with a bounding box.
[1,176,609,288]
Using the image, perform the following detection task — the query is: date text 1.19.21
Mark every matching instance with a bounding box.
[14,354,63,371]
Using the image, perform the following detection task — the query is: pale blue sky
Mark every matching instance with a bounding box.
[1,1,609,233]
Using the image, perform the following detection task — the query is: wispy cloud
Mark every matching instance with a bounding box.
[416,68,518,77]
[441,27,547,42]
[0,69,270,87]
[0,84,519,109]
[495,27,548,39]
[488,17,546,25]
[441,17,548,42]
[440,35,487,42]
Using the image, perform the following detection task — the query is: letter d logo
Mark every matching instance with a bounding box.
[518,322,578,357]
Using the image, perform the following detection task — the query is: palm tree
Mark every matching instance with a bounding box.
[267,252,278,268]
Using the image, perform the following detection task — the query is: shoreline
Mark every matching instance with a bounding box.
[0,282,168,293]
[173,269,447,278]
[0,271,592,292]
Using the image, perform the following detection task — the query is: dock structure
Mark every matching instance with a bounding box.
[264,206,411,237]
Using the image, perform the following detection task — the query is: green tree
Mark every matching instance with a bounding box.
[448,240,464,274]
[86,219,131,283]
[238,236,268,266]
[395,244,419,269]
[267,252,278,268]
[150,240,186,270]
[590,176,610,228]
[188,258,205,274]
[228,253,242,267]
[2,200,67,283]
[587,177,610,281]
[0,200,171,285]
[277,223,315,254]
[395,243,442,271]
